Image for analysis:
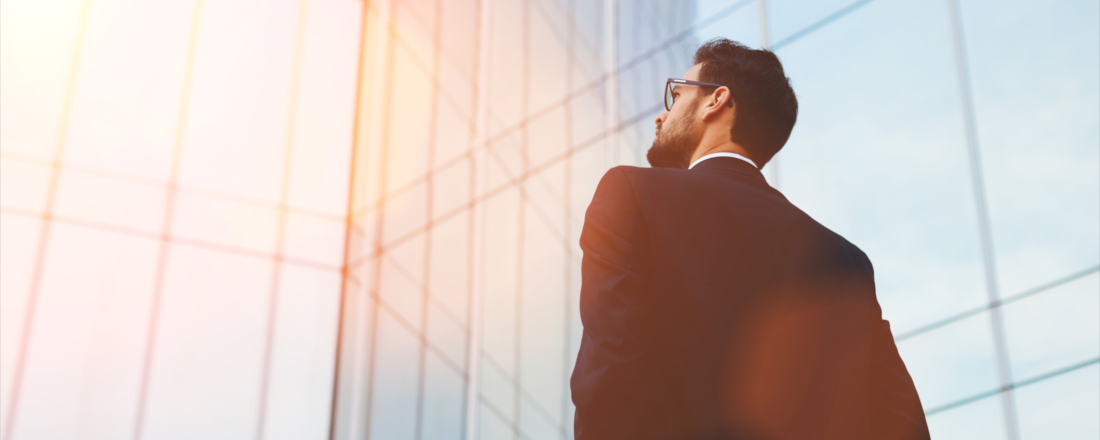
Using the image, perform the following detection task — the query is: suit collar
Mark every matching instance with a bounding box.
[689,152,757,169]
[691,155,768,182]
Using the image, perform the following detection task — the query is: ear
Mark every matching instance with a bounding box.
[701,86,733,122]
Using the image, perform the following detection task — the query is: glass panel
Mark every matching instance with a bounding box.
[284,0,360,217]
[481,188,520,373]
[53,169,167,233]
[519,201,566,417]
[431,160,472,217]
[527,107,568,169]
[368,309,420,440]
[386,44,434,192]
[478,354,516,422]
[617,1,693,64]
[652,0,701,38]
[170,190,280,254]
[1015,363,1100,440]
[0,157,51,214]
[568,88,607,149]
[615,56,655,130]
[478,400,515,440]
[486,0,526,134]
[567,136,606,213]
[141,244,273,439]
[524,167,566,238]
[613,11,673,165]
[775,0,988,333]
[614,117,654,170]
[12,224,158,439]
[528,8,568,114]
[431,101,473,169]
[570,1,604,85]
[895,311,1000,409]
[520,400,563,440]
[379,236,426,334]
[395,0,435,58]
[262,264,341,440]
[62,0,193,182]
[484,135,524,190]
[692,0,760,50]
[767,0,860,47]
[438,0,477,96]
[282,211,346,268]
[421,351,465,440]
[428,214,470,324]
[0,0,85,160]
[426,300,467,368]
[532,0,572,60]
[176,0,299,203]
[2,0,357,437]
[381,181,427,245]
[348,213,378,269]
[1003,272,1100,381]
[926,392,1007,440]
[615,1,645,62]
[959,0,1100,294]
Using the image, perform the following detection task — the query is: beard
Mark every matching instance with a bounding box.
[646,102,701,169]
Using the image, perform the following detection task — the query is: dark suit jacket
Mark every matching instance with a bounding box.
[570,157,929,440]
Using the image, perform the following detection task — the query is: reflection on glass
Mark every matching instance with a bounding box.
[776,0,988,333]
[145,245,272,439]
[0,1,359,438]
[896,311,1000,409]
[14,225,157,439]
[1003,272,1100,380]
[960,0,1100,295]
[926,393,1007,440]
[1015,364,1100,440]
[1,0,1096,438]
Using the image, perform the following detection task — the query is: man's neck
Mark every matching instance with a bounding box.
[689,139,754,168]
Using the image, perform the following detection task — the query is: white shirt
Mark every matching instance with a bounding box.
[688,152,757,170]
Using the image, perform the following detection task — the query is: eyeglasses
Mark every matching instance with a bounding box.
[664,77,733,111]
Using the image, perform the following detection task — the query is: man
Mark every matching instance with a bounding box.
[570,39,930,440]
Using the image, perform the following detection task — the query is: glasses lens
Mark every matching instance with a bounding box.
[665,83,673,111]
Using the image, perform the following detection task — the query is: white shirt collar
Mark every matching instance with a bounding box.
[688,152,757,170]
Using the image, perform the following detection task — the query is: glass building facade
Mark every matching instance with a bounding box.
[0,0,1096,439]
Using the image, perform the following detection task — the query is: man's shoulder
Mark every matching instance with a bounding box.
[603,163,778,205]
[606,164,687,178]
[601,165,875,271]
[602,164,704,189]
[589,166,708,220]
[798,210,875,275]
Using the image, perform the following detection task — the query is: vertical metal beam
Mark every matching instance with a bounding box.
[464,0,495,437]
[337,1,399,437]
[414,0,445,437]
[328,0,371,437]
[604,0,618,168]
[361,0,402,437]
[945,1,1019,438]
[512,2,531,437]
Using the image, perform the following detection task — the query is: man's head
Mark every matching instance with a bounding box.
[647,38,798,169]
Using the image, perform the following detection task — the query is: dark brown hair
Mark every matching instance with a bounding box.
[694,38,798,166]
